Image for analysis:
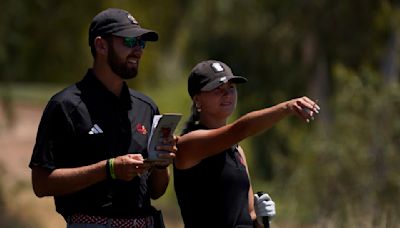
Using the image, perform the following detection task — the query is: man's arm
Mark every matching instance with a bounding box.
[31,160,107,197]
[32,153,146,197]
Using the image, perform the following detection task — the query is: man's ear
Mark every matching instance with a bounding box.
[94,36,108,56]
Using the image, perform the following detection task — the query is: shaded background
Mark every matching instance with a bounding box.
[0,0,399,227]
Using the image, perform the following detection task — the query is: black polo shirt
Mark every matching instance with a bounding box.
[29,69,159,219]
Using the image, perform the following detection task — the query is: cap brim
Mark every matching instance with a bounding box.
[113,27,159,41]
[201,76,248,91]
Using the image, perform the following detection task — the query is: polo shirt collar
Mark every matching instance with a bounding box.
[82,69,132,110]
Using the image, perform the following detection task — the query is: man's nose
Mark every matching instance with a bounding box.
[131,46,143,58]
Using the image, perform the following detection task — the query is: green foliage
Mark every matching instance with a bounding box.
[268,65,400,226]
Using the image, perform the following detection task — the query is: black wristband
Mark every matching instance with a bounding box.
[105,159,112,179]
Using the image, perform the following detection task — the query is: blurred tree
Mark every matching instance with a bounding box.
[285,65,400,225]
[22,0,104,83]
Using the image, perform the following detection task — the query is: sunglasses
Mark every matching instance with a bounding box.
[123,37,146,49]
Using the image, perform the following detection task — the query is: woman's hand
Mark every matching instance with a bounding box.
[285,96,320,122]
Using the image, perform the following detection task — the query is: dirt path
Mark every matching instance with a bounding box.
[0,102,65,227]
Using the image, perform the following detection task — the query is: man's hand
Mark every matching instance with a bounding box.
[113,154,149,181]
[254,193,276,225]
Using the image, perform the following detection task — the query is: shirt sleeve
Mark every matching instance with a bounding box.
[29,100,72,170]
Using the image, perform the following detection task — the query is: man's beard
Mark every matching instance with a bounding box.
[107,44,138,79]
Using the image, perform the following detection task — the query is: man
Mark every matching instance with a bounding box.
[29,8,175,228]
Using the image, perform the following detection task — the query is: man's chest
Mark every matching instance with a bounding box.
[70,103,154,159]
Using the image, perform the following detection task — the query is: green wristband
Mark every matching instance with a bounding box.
[106,159,112,179]
[109,158,116,179]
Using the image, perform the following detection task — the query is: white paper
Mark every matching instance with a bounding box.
[147,113,182,161]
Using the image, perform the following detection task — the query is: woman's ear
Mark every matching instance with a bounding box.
[193,95,200,107]
[193,95,202,112]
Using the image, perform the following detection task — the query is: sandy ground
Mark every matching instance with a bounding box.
[0,102,183,228]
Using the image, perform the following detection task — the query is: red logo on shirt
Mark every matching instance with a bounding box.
[136,123,148,135]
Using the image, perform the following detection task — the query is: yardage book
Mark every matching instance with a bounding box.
[146,113,182,162]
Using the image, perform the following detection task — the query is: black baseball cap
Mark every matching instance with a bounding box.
[88,8,158,46]
[188,60,248,97]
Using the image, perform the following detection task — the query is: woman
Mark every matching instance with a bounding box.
[174,60,320,228]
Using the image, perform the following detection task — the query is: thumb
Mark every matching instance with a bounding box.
[254,194,260,202]
[258,193,271,202]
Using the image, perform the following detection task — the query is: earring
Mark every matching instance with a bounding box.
[196,104,202,113]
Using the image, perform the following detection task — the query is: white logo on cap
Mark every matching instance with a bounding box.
[211,62,224,72]
[127,14,138,25]
[219,76,228,83]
